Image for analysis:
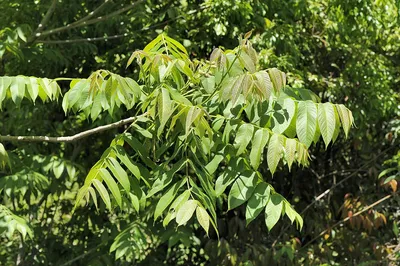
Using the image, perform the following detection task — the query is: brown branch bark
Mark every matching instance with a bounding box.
[0,115,145,143]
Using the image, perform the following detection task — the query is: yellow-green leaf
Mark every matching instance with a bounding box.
[296,101,317,147]
[265,193,283,231]
[267,133,284,175]
[196,206,210,234]
[250,128,269,169]
[176,200,198,226]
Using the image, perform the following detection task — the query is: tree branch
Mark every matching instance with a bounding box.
[28,0,58,43]
[36,0,144,38]
[72,0,111,26]
[35,7,206,45]
[0,114,145,143]
[37,33,128,44]
[301,192,397,249]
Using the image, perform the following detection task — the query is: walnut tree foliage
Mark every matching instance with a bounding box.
[0,33,353,256]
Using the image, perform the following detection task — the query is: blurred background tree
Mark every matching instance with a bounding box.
[0,0,399,265]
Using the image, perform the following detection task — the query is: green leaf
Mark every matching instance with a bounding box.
[0,205,33,240]
[265,193,283,231]
[0,77,11,108]
[73,186,89,211]
[185,106,203,135]
[129,192,140,212]
[163,211,176,227]
[52,160,64,179]
[164,34,189,55]
[90,93,103,120]
[246,182,271,225]
[268,68,286,92]
[317,103,336,148]
[92,179,112,211]
[215,170,238,197]
[233,74,251,104]
[167,86,192,105]
[107,157,130,193]
[284,138,297,171]
[16,27,27,42]
[87,187,98,210]
[38,78,53,99]
[205,154,224,175]
[284,201,297,224]
[158,88,174,136]
[253,71,273,100]
[239,51,256,73]
[176,199,198,226]
[272,98,296,134]
[201,76,215,93]
[378,168,397,179]
[267,133,284,175]
[250,128,269,169]
[0,143,11,170]
[221,76,239,102]
[99,168,122,208]
[148,158,186,197]
[295,213,304,230]
[228,171,257,210]
[336,104,352,138]
[123,134,157,169]
[234,123,254,155]
[114,146,150,186]
[196,206,210,234]
[143,34,162,52]
[154,179,185,220]
[296,101,317,147]
[170,190,191,211]
[10,77,25,105]
[63,80,89,113]
[25,77,39,102]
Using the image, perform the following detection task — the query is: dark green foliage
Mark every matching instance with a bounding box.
[0,1,399,265]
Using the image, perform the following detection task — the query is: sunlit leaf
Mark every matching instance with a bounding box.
[176,200,198,226]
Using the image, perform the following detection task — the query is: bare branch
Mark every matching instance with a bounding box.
[35,7,207,45]
[301,192,397,249]
[72,0,111,26]
[36,0,145,38]
[28,0,58,43]
[0,114,146,143]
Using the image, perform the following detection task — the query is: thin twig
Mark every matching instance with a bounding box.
[301,192,397,249]
[271,146,395,247]
[72,0,111,25]
[0,114,146,143]
[38,33,128,44]
[28,0,58,43]
[35,7,203,45]
[36,0,145,38]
